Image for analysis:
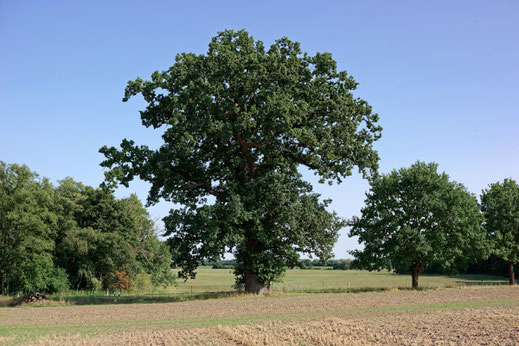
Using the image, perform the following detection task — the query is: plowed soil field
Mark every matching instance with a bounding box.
[1,286,518,345]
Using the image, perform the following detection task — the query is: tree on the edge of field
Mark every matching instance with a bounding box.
[481,178,519,285]
[99,29,382,293]
[0,162,68,295]
[349,161,490,289]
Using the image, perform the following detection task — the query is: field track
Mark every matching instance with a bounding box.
[1,286,518,345]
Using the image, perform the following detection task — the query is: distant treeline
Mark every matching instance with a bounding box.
[208,257,514,277]
[421,255,514,278]
[0,162,174,295]
[352,255,515,279]
[207,259,353,271]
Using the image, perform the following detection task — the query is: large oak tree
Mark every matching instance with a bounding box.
[349,161,489,289]
[100,30,382,293]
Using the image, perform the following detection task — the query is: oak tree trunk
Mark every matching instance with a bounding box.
[242,236,271,294]
[244,271,271,294]
[411,272,419,289]
[410,261,425,289]
[508,261,515,285]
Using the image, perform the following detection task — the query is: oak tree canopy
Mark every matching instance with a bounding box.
[100,29,382,293]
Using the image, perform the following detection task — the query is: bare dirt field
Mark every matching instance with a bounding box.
[1,286,518,345]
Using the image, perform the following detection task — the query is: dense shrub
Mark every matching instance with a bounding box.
[46,267,70,293]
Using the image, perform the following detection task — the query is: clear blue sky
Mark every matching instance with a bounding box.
[1,0,518,258]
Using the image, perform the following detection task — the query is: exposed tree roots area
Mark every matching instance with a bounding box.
[1,287,518,345]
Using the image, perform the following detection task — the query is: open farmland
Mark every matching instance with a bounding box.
[1,286,518,345]
[171,267,507,293]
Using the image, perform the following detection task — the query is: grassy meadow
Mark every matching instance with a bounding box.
[1,267,502,307]
[170,266,507,293]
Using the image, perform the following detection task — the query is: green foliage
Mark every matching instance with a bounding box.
[53,179,175,290]
[90,277,102,292]
[296,258,351,270]
[60,227,139,290]
[133,273,153,291]
[329,259,352,270]
[349,161,489,288]
[46,267,71,293]
[471,255,515,277]
[481,178,519,263]
[206,259,235,269]
[481,178,519,283]
[0,162,174,295]
[100,29,381,292]
[147,240,176,287]
[118,195,175,287]
[0,161,67,294]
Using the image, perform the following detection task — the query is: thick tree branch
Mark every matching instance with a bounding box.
[178,182,204,191]
[237,132,256,178]
[179,182,221,197]
[286,152,319,170]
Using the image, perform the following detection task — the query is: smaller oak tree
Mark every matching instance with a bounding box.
[481,178,519,285]
[349,161,489,288]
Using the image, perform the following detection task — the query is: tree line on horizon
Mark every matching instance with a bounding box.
[208,258,353,270]
[0,161,175,296]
